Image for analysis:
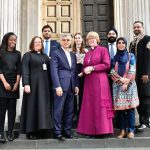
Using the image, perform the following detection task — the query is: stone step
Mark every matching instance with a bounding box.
[1,130,150,149]
[9,127,150,139]
[1,136,150,149]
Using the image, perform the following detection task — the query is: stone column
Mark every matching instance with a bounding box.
[114,0,150,43]
[21,0,40,54]
[0,0,21,49]
[73,0,82,33]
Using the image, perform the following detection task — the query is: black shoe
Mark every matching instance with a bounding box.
[55,134,65,141]
[0,134,7,143]
[63,134,78,139]
[137,124,148,131]
[26,133,38,140]
[7,132,14,141]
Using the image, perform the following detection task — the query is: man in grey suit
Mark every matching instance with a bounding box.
[51,33,79,140]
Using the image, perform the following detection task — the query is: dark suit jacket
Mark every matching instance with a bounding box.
[130,35,150,97]
[51,48,78,91]
[49,40,61,57]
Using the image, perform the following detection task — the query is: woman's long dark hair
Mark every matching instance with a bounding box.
[72,33,85,54]
[0,32,17,54]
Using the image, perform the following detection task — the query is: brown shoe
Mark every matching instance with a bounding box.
[127,132,134,139]
[117,130,126,139]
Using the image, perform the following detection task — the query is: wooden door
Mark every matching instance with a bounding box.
[42,0,81,40]
[42,0,73,39]
[81,0,114,46]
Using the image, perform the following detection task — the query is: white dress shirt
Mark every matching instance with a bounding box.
[62,48,72,68]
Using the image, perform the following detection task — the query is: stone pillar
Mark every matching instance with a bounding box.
[21,0,40,54]
[73,0,82,33]
[114,0,150,43]
[0,0,21,49]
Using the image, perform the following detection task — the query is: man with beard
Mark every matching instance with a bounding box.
[42,25,60,57]
[106,28,119,128]
[129,21,150,131]
[42,25,60,138]
[107,28,118,63]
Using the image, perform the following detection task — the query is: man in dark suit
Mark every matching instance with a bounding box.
[107,27,118,62]
[106,27,119,129]
[42,25,60,138]
[129,21,150,131]
[51,33,79,140]
[42,24,60,57]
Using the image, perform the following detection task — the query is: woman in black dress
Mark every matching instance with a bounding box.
[0,32,21,143]
[20,36,53,139]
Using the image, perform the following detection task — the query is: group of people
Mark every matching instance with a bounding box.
[107,21,150,139]
[0,21,150,143]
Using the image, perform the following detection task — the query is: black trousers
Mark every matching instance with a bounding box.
[0,98,17,134]
[137,100,150,127]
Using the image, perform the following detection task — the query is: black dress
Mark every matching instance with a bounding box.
[0,50,21,99]
[20,51,53,133]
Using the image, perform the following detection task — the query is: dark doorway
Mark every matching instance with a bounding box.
[81,0,114,46]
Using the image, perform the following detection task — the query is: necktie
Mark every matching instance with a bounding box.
[44,40,49,56]
[110,44,114,59]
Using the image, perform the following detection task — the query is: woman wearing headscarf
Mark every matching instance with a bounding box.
[111,37,139,139]
[0,32,21,143]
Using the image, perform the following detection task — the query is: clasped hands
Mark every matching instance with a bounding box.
[120,77,130,91]
[4,81,19,92]
[84,66,94,74]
